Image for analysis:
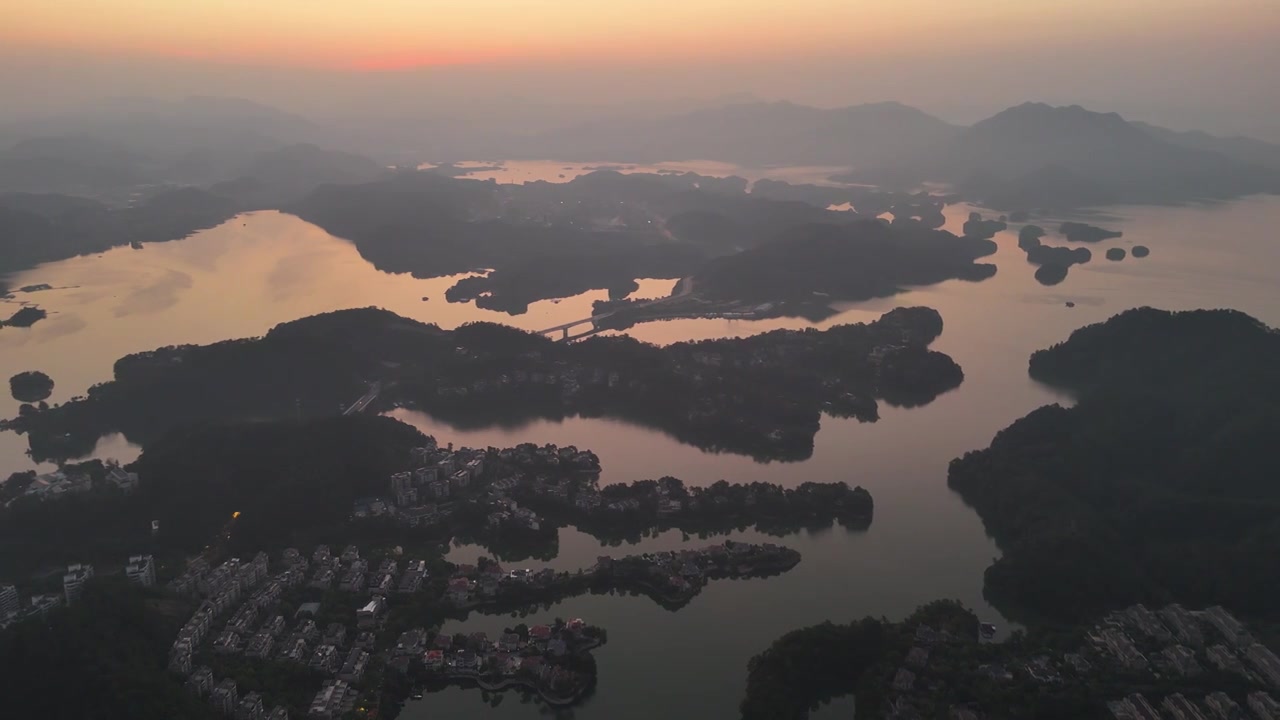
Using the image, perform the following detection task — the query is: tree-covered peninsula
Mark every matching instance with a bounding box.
[948,308,1280,622]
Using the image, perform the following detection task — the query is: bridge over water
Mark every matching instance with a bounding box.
[534,277,694,341]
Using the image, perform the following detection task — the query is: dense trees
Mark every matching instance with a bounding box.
[0,415,426,576]
[1058,222,1123,243]
[9,370,53,402]
[740,600,977,720]
[16,306,963,465]
[949,308,1280,621]
[1,305,47,328]
[0,577,217,720]
[694,219,997,303]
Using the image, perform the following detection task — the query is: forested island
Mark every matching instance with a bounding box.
[10,306,963,463]
[2,305,47,328]
[691,219,996,304]
[1059,221,1123,243]
[948,308,1280,622]
[1017,224,1092,285]
[961,212,1007,239]
[9,371,54,402]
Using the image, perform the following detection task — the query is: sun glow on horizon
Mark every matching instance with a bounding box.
[4,0,1276,71]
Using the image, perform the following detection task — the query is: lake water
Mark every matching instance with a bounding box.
[2,176,1279,719]
[420,159,851,188]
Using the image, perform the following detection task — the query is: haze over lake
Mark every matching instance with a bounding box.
[3,164,1279,718]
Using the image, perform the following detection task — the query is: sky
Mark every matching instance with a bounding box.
[3,0,1280,138]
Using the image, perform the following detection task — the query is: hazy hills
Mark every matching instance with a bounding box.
[0,96,337,196]
[3,94,1280,215]
[0,137,387,274]
[521,100,962,167]
[934,103,1279,208]
[1130,120,1280,173]
[827,102,1280,209]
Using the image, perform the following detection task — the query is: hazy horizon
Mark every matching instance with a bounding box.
[4,0,1279,141]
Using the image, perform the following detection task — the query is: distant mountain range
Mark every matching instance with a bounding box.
[897,102,1280,208]
[518,100,962,167]
[2,95,1279,211]
[0,96,329,195]
[514,99,1280,208]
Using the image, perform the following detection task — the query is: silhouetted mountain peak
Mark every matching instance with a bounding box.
[972,102,1145,144]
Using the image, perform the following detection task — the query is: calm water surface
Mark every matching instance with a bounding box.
[421,159,851,187]
[2,181,1279,718]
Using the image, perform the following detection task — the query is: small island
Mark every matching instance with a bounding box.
[961,212,1007,239]
[2,305,47,328]
[9,371,54,403]
[1033,263,1069,286]
[1106,247,1127,261]
[1132,245,1150,257]
[1018,224,1091,285]
[443,541,801,612]
[1059,221,1123,243]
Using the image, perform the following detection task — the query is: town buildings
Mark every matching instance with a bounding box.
[126,554,156,587]
[0,584,18,617]
[62,563,94,604]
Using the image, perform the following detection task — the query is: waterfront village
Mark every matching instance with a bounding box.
[883,604,1280,720]
[161,531,797,718]
[1,460,138,506]
[354,439,873,547]
[4,528,800,718]
[0,437,855,718]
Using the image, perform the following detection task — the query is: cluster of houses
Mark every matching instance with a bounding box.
[351,442,602,535]
[165,544,437,717]
[166,553,308,718]
[515,473,871,532]
[0,554,156,631]
[305,544,428,607]
[589,541,799,601]
[1046,603,1280,720]
[0,581,61,630]
[432,366,631,403]
[881,603,1280,720]
[1089,603,1280,719]
[393,617,600,700]
[186,670,290,720]
[440,540,798,612]
[168,553,273,675]
[442,562,559,607]
[8,463,138,505]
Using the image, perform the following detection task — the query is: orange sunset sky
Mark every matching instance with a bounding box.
[3,0,1279,139]
[5,0,1276,70]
